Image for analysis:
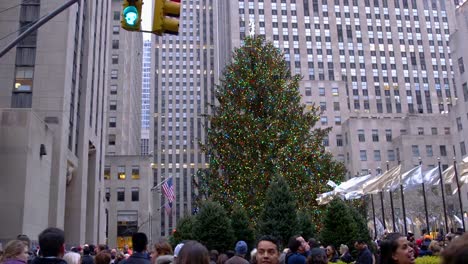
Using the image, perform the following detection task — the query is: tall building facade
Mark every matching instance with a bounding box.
[449,0,468,222]
[151,0,229,237]
[0,0,110,245]
[222,0,465,232]
[141,39,152,156]
[103,1,150,249]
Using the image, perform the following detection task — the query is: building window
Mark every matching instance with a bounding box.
[358,129,365,142]
[113,25,120,35]
[372,129,379,142]
[111,69,118,79]
[117,188,125,201]
[112,39,119,49]
[132,166,140,180]
[333,102,340,111]
[412,145,420,157]
[305,88,312,96]
[319,87,325,96]
[110,100,117,111]
[109,117,116,128]
[458,57,465,74]
[321,116,328,125]
[444,127,450,135]
[460,142,466,156]
[105,187,110,201]
[334,116,341,125]
[374,150,381,161]
[14,67,34,92]
[431,127,438,135]
[385,129,392,142]
[440,145,447,156]
[457,117,463,131]
[426,145,433,157]
[336,134,343,147]
[113,11,120,20]
[388,149,395,161]
[463,83,468,102]
[112,54,119,64]
[131,187,139,202]
[118,166,126,180]
[108,134,116,146]
[360,150,367,161]
[418,127,424,135]
[104,166,111,180]
[110,85,117,95]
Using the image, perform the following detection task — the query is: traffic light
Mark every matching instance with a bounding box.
[153,0,181,36]
[121,0,143,31]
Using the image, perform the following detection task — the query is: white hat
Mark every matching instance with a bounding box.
[174,243,184,257]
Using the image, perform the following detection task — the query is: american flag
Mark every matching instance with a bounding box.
[162,177,175,203]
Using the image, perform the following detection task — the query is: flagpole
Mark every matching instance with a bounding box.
[377,167,387,230]
[420,157,430,234]
[388,161,397,232]
[399,160,408,234]
[453,157,466,232]
[370,169,377,239]
[437,157,449,234]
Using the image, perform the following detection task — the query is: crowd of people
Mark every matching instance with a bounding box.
[0,227,467,264]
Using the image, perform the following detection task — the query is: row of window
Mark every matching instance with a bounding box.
[358,144,449,162]
[106,187,139,202]
[104,166,140,180]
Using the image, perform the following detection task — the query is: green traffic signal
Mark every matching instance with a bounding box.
[123,6,139,26]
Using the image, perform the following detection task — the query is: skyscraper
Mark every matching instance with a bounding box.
[141,39,152,156]
[0,0,109,245]
[151,0,230,236]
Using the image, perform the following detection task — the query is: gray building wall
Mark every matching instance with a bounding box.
[0,0,110,245]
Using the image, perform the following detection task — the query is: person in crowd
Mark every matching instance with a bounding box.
[226,251,235,259]
[307,239,325,262]
[217,254,229,264]
[305,253,327,264]
[428,240,441,256]
[249,249,257,264]
[173,243,184,264]
[285,236,306,264]
[119,233,150,264]
[406,232,419,258]
[63,252,81,264]
[418,235,432,257]
[31,228,67,264]
[379,233,414,264]
[176,241,210,264]
[441,232,468,264]
[82,246,95,264]
[150,240,173,264]
[256,236,280,264]
[0,240,29,264]
[325,246,338,263]
[226,241,249,264]
[338,245,352,263]
[95,252,111,264]
[354,240,373,264]
[209,250,219,264]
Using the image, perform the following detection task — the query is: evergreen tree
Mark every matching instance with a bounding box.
[170,215,196,246]
[320,199,357,249]
[257,176,298,247]
[348,203,371,245]
[230,203,256,249]
[193,201,234,252]
[296,210,317,241]
[200,36,345,221]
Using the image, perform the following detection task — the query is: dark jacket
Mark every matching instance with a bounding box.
[329,254,340,263]
[355,248,373,264]
[82,255,94,264]
[119,252,151,264]
[225,255,249,264]
[31,257,67,264]
[340,252,354,263]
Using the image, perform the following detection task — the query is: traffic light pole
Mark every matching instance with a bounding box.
[0,0,78,58]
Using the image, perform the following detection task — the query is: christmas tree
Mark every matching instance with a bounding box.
[200,36,345,221]
[230,203,256,250]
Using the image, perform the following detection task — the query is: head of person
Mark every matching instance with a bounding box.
[216,253,229,264]
[210,250,219,262]
[287,236,302,254]
[151,240,173,263]
[235,241,248,257]
[0,240,29,263]
[83,246,91,256]
[428,240,441,255]
[339,244,348,255]
[308,239,320,249]
[63,252,81,264]
[441,233,468,264]
[176,241,209,264]
[306,253,328,264]
[379,233,414,264]
[325,245,336,258]
[95,252,111,264]
[354,240,367,251]
[16,235,31,250]
[296,236,310,253]
[132,233,148,253]
[256,235,280,264]
[38,227,65,258]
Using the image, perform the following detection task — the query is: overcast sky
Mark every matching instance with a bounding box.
[141,0,153,39]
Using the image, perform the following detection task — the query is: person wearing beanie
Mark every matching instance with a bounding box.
[225,241,249,264]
